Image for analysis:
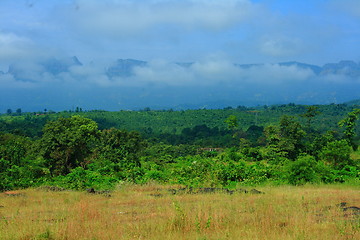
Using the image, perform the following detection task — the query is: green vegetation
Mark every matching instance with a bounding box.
[0,103,359,191]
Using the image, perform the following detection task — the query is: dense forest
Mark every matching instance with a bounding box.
[0,102,359,191]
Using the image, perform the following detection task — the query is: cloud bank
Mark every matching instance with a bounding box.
[2,57,358,89]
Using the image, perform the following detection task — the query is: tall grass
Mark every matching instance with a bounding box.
[0,185,359,239]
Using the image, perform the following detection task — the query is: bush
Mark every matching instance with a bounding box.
[319,140,352,168]
[50,167,118,190]
[287,155,320,185]
[244,162,281,184]
[217,160,247,185]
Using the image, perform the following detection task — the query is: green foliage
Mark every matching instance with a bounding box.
[262,116,306,161]
[225,115,239,130]
[0,133,31,165]
[319,140,352,168]
[50,167,117,190]
[307,130,337,158]
[0,157,49,191]
[338,109,360,150]
[1,104,360,191]
[95,128,145,168]
[287,155,320,185]
[244,162,282,185]
[217,160,247,185]
[168,156,220,187]
[300,106,321,130]
[142,143,197,164]
[140,161,169,183]
[39,116,99,176]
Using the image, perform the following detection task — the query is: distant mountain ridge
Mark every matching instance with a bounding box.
[104,59,360,79]
[106,59,147,78]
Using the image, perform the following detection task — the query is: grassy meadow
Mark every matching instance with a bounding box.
[1,184,359,240]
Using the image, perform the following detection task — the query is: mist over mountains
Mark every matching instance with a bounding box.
[1,57,360,112]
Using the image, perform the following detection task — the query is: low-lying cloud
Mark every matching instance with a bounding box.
[2,58,357,89]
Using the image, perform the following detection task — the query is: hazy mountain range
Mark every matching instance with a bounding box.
[1,57,360,112]
[105,59,360,79]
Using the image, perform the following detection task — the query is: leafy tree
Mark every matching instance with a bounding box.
[338,109,360,150]
[0,133,30,165]
[16,108,22,115]
[6,109,12,115]
[300,106,321,131]
[278,115,306,159]
[39,116,99,176]
[143,143,197,164]
[245,125,264,145]
[308,130,336,158]
[92,128,146,178]
[225,115,238,131]
[263,116,305,160]
[319,139,352,168]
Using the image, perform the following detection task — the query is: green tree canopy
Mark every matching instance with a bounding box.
[225,115,238,131]
[39,116,99,176]
[300,106,321,130]
[263,116,306,161]
[96,128,145,167]
[338,109,360,150]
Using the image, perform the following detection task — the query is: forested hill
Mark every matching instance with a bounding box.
[0,102,358,141]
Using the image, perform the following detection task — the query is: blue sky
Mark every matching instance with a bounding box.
[1,0,360,111]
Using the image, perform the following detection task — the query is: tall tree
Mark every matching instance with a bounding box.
[39,116,99,176]
[225,115,238,130]
[264,116,305,160]
[96,128,145,168]
[338,109,360,150]
[16,108,22,115]
[300,106,321,130]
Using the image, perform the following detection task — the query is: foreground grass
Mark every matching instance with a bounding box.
[0,184,359,240]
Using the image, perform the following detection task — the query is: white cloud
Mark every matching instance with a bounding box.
[0,73,37,88]
[259,36,304,57]
[133,60,195,85]
[191,60,242,82]
[0,32,33,62]
[242,64,315,84]
[69,0,255,37]
[81,59,318,87]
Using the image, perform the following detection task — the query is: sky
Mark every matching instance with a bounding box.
[0,0,360,111]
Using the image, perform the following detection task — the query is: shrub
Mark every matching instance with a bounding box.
[287,155,319,185]
[319,140,352,168]
[217,160,247,185]
[50,167,118,190]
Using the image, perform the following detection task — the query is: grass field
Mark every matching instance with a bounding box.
[0,184,359,240]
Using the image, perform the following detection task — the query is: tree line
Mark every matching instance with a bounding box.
[0,106,359,191]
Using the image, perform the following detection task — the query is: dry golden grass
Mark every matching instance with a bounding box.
[0,184,359,240]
